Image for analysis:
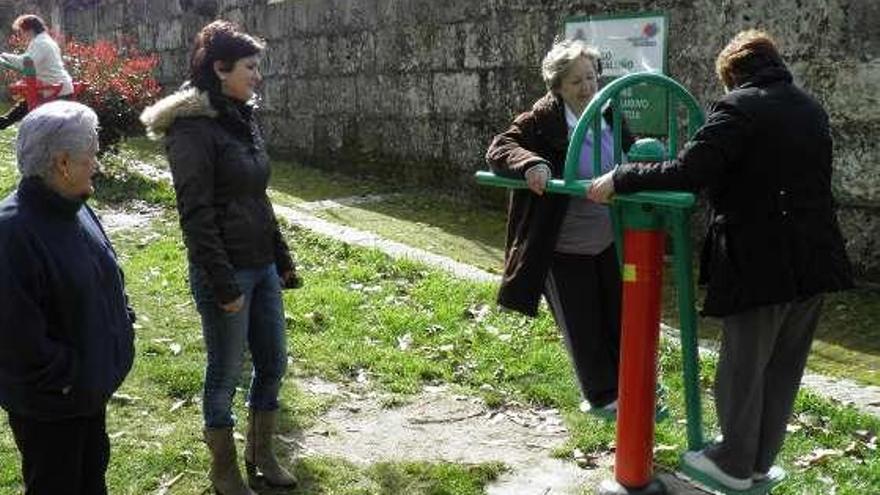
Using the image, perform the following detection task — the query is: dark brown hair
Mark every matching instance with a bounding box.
[715,30,785,89]
[189,20,264,93]
[12,14,46,35]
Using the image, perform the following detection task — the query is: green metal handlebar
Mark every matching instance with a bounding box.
[475,170,695,209]
[474,171,590,197]
[0,55,35,76]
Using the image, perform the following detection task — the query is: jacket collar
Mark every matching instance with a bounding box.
[139,84,218,138]
[18,176,83,220]
[139,83,258,143]
[736,65,793,89]
[532,92,568,138]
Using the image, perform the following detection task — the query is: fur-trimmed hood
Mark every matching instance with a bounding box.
[139,87,218,139]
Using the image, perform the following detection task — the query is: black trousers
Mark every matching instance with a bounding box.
[544,245,622,407]
[0,100,29,130]
[7,408,110,495]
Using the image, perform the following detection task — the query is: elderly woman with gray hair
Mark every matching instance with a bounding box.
[486,40,633,415]
[0,100,135,494]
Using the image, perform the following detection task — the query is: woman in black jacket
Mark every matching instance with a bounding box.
[590,30,853,490]
[486,40,633,415]
[141,21,297,495]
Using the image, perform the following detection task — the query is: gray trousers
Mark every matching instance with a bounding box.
[707,294,824,478]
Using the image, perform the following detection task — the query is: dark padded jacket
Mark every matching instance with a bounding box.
[486,92,633,316]
[0,178,135,420]
[141,87,295,304]
[613,66,853,316]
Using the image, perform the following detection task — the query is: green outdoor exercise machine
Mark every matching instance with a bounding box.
[476,72,783,495]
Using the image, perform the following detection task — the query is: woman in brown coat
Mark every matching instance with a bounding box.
[486,40,633,414]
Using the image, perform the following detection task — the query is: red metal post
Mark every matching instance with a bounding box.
[22,59,40,110]
[615,228,665,488]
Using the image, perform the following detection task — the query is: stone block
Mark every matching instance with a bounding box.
[289,114,316,152]
[433,0,485,24]
[136,23,157,51]
[287,77,324,115]
[397,73,433,116]
[295,0,343,34]
[289,37,319,77]
[825,60,880,123]
[341,0,380,31]
[430,24,465,71]
[217,0,251,12]
[325,31,375,75]
[837,206,880,279]
[407,118,446,160]
[265,113,314,154]
[832,121,880,206]
[260,76,288,113]
[324,76,359,114]
[263,40,292,77]
[260,1,296,40]
[463,18,519,70]
[314,115,347,153]
[446,120,492,171]
[374,26,430,73]
[375,0,404,28]
[433,72,481,116]
[356,73,431,116]
[353,116,384,157]
[485,68,543,122]
[156,50,189,83]
[154,18,183,51]
[356,74,392,115]
[846,0,880,59]
[223,7,246,26]
[134,0,183,20]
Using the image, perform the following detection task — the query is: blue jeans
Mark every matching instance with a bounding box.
[189,263,288,428]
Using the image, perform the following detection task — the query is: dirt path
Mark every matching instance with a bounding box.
[290,378,709,495]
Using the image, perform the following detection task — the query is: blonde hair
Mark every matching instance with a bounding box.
[541,39,601,92]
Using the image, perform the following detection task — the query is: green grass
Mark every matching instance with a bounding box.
[306,194,508,274]
[269,159,392,206]
[1,133,878,493]
[0,129,18,198]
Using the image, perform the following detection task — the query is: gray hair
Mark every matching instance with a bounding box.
[541,39,601,92]
[16,100,99,178]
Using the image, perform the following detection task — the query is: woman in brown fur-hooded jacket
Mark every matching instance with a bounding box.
[140,20,297,495]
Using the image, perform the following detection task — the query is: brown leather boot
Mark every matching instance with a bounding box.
[203,427,256,495]
[245,409,297,487]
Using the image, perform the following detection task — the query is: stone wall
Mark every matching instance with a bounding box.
[3,0,878,279]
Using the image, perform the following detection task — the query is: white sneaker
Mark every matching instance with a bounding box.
[683,450,752,491]
[579,399,617,420]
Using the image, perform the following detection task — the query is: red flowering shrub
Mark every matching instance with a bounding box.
[66,37,161,150]
[2,31,161,149]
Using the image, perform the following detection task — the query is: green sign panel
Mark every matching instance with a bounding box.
[615,83,668,136]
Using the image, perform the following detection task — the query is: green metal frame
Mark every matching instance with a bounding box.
[0,55,33,76]
[476,72,708,452]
